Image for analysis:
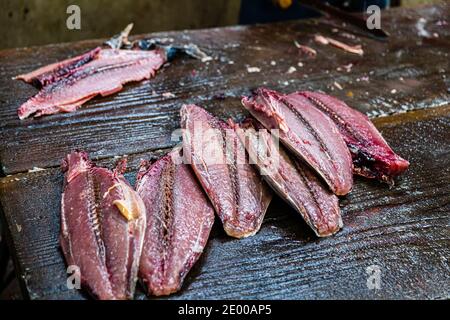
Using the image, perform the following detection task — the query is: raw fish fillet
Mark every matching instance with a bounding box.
[234,118,342,237]
[136,148,214,296]
[15,47,101,88]
[16,48,166,119]
[181,104,272,238]
[60,151,146,300]
[242,88,353,195]
[299,91,409,184]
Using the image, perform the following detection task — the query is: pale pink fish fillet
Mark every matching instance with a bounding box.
[299,91,409,184]
[60,151,146,300]
[17,48,166,119]
[14,47,101,87]
[60,153,115,300]
[136,148,214,296]
[180,104,272,238]
[241,88,353,196]
[233,118,342,237]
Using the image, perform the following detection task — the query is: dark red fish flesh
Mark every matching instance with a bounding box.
[136,148,214,296]
[60,151,146,300]
[299,91,410,184]
[233,119,342,237]
[241,88,353,196]
[16,48,166,119]
[181,104,272,238]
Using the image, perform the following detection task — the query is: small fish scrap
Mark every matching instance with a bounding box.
[314,34,364,56]
[294,40,317,57]
[287,66,297,74]
[104,23,134,49]
[247,66,261,73]
[416,18,431,38]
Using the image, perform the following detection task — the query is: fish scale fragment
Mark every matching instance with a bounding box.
[60,151,146,300]
[241,88,353,196]
[136,148,214,296]
[180,104,272,238]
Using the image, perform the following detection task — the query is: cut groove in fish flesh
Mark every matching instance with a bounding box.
[136,148,214,296]
[180,104,272,238]
[241,88,353,196]
[16,48,166,119]
[233,118,342,237]
[60,151,146,300]
[299,91,409,184]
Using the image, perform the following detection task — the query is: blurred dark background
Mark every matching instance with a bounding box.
[0,0,241,49]
[0,0,440,49]
[0,0,441,300]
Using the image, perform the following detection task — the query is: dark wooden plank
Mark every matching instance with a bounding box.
[1,105,448,300]
[0,4,449,174]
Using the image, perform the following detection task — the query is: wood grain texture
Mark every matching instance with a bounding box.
[0,106,449,300]
[0,4,449,300]
[0,4,449,174]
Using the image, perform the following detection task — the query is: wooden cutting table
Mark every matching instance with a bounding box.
[0,4,449,300]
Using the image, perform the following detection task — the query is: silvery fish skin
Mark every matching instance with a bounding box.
[233,119,342,237]
[242,88,353,196]
[60,151,146,300]
[299,91,409,184]
[180,104,272,238]
[136,148,214,296]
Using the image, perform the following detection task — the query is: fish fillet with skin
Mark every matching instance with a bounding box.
[16,48,166,119]
[233,118,342,237]
[180,104,272,238]
[299,91,409,184]
[15,47,101,88]
[136,148,214,296]
[241,88,353,196]
[60,151,146,300]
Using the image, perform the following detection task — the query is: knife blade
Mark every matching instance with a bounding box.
[301,0,389,41]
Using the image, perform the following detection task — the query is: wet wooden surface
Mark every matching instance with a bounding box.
[0,4,449,299]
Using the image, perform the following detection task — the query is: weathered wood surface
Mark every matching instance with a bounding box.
[0,4,449,299]
[0,4,449,175]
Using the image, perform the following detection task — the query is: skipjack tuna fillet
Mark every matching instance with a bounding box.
[242,88,353,196]
[60,151,146,300]
[180,104,272,238]
[135,148,214,296]
[15,48,166,119]
[233,119,342,237]
[299,91,409,184]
